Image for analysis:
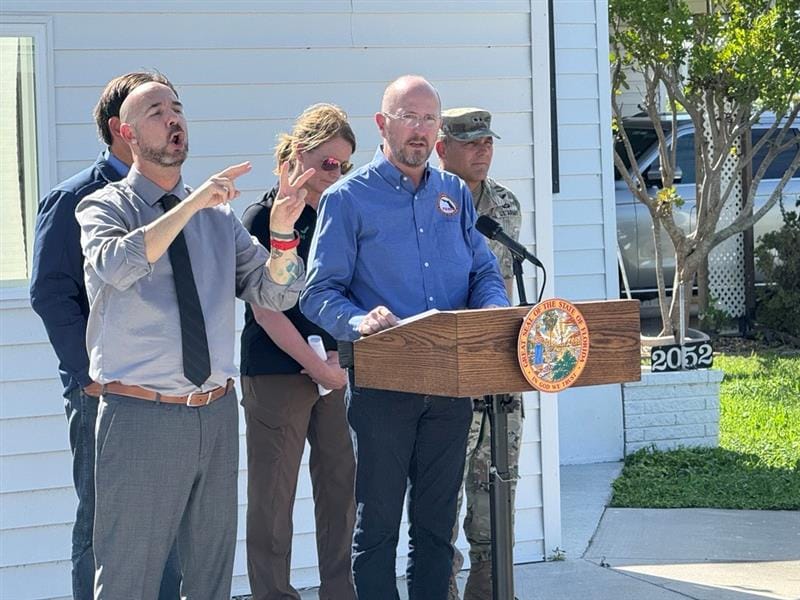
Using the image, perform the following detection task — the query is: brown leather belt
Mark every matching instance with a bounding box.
[102,379,234,407]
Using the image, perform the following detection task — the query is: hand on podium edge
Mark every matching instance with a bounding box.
[358,305,399,336]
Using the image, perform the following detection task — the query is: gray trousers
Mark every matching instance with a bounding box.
[93,389,239,600]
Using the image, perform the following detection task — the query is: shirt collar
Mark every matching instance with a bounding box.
[126,165,187,206]
[370,146,431,192]
[104,149,130,178]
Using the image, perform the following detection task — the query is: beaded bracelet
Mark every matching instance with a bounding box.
[270,231,300,251]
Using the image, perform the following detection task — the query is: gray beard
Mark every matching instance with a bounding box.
[139,142,188,168]
[394,144,430,168]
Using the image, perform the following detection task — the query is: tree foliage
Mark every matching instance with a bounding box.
[755,200,800,338]
[610,0,800,336]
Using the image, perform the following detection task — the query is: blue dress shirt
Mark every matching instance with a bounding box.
[30,152,125,395]
[300,147,509,341]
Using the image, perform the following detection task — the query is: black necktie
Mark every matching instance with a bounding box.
[161,194,211,387]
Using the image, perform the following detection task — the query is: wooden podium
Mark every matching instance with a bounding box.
[343,298,640,600]
[349,299,642,394]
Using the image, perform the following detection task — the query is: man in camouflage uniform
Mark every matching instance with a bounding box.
[436,107,524,600]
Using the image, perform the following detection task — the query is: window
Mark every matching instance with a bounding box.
[644,133,697,185]
[751,128,800,181]
[0,19,51,286]
[0,35,38,282]
[673,134,696,184]
[614,128,659,180]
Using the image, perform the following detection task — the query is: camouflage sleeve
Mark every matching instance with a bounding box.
[484,181,522,280]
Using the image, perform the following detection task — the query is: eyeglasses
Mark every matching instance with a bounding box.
[320,157,353,175]
[382,112,441,130]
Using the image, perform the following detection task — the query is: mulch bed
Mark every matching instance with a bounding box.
[712,327,800,356]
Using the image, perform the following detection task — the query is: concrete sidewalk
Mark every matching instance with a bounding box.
[297,461,800,599]
[516,507,800,600]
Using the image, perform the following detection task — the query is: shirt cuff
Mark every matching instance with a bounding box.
[123,227,154,272]
[75,369,93,389]
[483,295,511,308]
[348,314,366,340]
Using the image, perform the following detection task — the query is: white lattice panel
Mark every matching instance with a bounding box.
[703,114,746,318]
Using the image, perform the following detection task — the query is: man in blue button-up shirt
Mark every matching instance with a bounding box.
[300,75,509,600]
[29,72,181,600]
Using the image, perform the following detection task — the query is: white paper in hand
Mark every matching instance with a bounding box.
[307,335,332,396]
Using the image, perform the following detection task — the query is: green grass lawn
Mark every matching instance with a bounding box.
[610,351,800,510]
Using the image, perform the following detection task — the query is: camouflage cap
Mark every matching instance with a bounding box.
[440,107,501,141]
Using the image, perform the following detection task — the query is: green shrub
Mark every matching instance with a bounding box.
[755,199,800,337]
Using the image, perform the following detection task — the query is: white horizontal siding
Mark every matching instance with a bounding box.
[0,560,72,600]
[48,12,531,49]
[55,79,536,124]
[554,0,607,298]
[554,224,606,251]
[52,47,532,87]
[1,451,73,494]
[552,2,625,465]
[618,69,649,117]
[555,198,604,225]
[1,379,66,419]
[2,487,77,530]
[0,2,575,598]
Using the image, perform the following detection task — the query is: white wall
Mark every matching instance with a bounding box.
[0,2,592,597]
[553,1,625,464]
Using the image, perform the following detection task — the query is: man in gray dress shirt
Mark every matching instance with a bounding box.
[76,79,313,599]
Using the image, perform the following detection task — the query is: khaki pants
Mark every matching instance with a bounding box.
[242,374,356,600]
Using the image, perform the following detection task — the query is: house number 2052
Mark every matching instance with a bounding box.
[650,340,714,372]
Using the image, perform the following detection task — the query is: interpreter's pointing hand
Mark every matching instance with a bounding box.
[190,161,252,210]
[271,161,315,235]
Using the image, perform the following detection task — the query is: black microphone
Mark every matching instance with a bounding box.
[475,215,544,269]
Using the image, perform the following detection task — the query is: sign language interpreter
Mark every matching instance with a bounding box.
[76,77,306,599]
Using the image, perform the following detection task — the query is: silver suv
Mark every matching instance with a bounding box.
[615,115,800,294]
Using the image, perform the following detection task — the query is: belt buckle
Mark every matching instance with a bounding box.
[187,389,213,407]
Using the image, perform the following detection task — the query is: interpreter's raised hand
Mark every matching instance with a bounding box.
[270,161,315,235]
[188,162,252,210]
[358,305,399,336]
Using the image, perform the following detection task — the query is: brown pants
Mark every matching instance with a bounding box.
[242,374,356,600]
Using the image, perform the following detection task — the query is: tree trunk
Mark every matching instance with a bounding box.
[651,218,672,336]
[697,260,709,316]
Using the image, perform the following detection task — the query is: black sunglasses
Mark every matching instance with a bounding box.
[320,157,353,175]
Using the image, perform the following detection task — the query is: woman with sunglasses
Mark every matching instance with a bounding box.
[239,103,357,600]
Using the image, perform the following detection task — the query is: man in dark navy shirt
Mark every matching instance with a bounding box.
[29,71,181,600]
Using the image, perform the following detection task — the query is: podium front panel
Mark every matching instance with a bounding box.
[352,300,641,397]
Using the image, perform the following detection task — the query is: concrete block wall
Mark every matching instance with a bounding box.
[621,368,724,455]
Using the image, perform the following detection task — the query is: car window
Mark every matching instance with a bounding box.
[751,128,799,180]
[614,128,659,180]
[646,133,696,184]
[674,134,696,184]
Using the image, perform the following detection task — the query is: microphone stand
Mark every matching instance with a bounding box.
[485,256,529,600]
[508,246,546,304]
[513,257,530,308]
[485,391,516,600]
